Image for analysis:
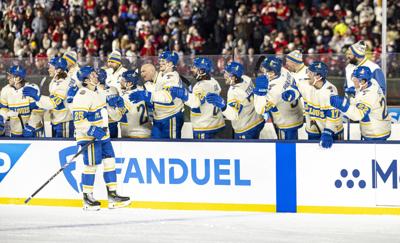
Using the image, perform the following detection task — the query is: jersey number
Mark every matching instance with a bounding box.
[137,104,149,125]
[380,97,388,119]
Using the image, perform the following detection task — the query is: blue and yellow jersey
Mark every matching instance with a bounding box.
[71,87,110,142]
[0,83,44,136]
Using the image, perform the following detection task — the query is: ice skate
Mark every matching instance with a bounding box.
[83,193,101,211]
[107,189,131,209]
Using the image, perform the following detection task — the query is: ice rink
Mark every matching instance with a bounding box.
[1,205,400,243]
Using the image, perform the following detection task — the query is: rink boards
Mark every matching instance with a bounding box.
[0,139,400,215]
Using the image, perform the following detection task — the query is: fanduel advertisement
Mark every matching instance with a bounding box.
[296,143,400,207]
[0,140,276,205]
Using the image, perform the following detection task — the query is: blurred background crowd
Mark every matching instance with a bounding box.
[0,0,400,103]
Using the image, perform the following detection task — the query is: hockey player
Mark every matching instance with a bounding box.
[97,69,124,138]
[169,57,225,139]
[253,56,303,140]
[330,66,391,140]
[104,51,127,93]
[0,67,17,136]
[0,65,44,137]
[118,70,152,138]
[206,62,264,139]
[281,61,343,148]
[22,57,74,138]
[129,51,184,139]
[71,66,130,210]
[345,41,386,95]
[285,50,317,138]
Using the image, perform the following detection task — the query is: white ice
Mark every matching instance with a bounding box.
[1,205,400,243]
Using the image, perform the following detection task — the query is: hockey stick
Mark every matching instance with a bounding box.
[24,140,95,204]
[17,114,25,130]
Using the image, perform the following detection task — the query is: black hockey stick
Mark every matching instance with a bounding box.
[17,114,25,130]
[24,140,95,204]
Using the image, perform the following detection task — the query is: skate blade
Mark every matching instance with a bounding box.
[108,200,131,209]
[83,205,101,211]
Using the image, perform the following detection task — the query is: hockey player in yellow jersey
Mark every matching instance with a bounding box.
[118,70,151,138]
[253,56,303,140]
[282,61,343,148]
[63,50,81,104]
[71,66,130,210]
[169,57,225,139]
[0,65,44,137]
[330,66,391,140]
[104,51,127,93]
[129,51,184,139]
[206,61,264,139]
[23,57,74,138]
[97,69,124,138]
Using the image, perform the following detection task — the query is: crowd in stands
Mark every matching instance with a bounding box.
[0,0,399,59]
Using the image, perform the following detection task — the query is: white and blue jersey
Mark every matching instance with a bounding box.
[151,70,184,139]
[0,83,44,137]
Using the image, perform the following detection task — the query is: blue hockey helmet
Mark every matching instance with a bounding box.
[77,66,95,82]
[261,56,282,75]
[308,61,328,79]
[97,69,107,85]
[193,57,213,74]
[224,61,244,78]
[159,51,179,65]
[49,56,68,72]
[352,66,372,82]
[8,65,26,79]
[122,70,139,85]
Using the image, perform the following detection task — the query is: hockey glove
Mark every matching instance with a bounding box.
[66,86,79,104]
[281,90,296,102]
[22,87,40,101]
[253,75,269,96]
[115,96,125,108]
[170,87,189,101]
[205,93,226,110]
[87,126,106,140]
[129,90,152,103]
[0,116,5,134]
[319,128,334,149]
[329,95,350,112]
[23,125,36,138]
[344,87,356,97]
[106,95,120,107]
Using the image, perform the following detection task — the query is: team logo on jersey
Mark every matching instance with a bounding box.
[0,144,30,183]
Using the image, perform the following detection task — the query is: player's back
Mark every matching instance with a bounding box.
[228,75,264,133]
[153,70,184,120]
[120,88,152,138]
[47,78,72,124]
[189,78,225,132]
[355,83,391,139]
[267,70,303,130]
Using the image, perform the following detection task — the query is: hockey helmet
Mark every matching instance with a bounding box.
[308,61,328,79]
[261,56,282,75]
[77,66,95,82]
[159,51,179,66]
[122,70,139,85]
[193,57,213,74]
[8,65,26,79]
[352,66,372,82]
[97,69,107,85]
[49,56,68,72]
[224,61,244,78]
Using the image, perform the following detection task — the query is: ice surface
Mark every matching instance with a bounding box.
[0,205,400,243]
